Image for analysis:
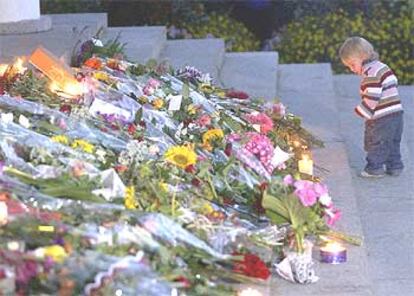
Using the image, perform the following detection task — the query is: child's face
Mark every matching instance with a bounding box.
[342,58,363,75]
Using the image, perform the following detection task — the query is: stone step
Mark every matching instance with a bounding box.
[159,38,225,85]
[273,64,373,295]
[0,25,95,63]
[277,63,341,143]
[332,75,414,296]
[103,26,166,64]
[48,13,108,32]
[220,51,278,100]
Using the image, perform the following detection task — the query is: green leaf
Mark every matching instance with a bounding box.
[182,82,190,100]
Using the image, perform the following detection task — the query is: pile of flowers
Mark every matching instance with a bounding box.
[0,37,360,294]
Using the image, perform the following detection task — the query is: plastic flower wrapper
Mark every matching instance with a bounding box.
[275,239,319,284]
[47,250,173,296]
[0,95,127,152]
[138,213,229,260]
[83,254,174,296]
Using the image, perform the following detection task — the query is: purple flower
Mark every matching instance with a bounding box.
[283,174,294,186]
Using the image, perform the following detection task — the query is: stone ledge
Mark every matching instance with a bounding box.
[0,15,51,35]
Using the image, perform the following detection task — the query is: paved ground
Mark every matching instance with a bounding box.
[334,76,414,296]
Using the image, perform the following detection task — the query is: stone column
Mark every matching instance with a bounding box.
[0,0,51,34]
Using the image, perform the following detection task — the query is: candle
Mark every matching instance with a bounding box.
[0,201,8,225]
[298,154,313,175]
[320,242,347,264]
[238,288,263,296]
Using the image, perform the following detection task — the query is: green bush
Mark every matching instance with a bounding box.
[183,13,260,52]
[275,5,414,85]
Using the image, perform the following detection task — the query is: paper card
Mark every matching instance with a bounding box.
[271,146,292,167]
[167,94,182,111]
[29,47,78,89]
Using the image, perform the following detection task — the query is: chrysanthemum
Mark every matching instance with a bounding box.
[164,145,197,169]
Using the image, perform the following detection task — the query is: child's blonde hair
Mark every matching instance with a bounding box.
[339,36,379,61]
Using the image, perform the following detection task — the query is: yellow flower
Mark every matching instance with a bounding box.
[71,139,95,154]
[124,185,137,209]
[51,135,69,145]
[152,98,164,109]
[200,84,214,94]
[93,71,111,84]
[200,202,214,215]
[44,245,67,263]
[187,104,197,115]
[159,182,169,192]
[202,129,224,145]
[164,145,197,169]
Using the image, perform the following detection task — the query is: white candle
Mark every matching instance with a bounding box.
[298,154,313,175]
[0,201,8,225]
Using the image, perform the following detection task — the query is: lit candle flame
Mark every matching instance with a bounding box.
[321,241,345,252]
[14,58,27,74]
[49,80,84,98]
[0,64,8,76]
[238,288,263,296]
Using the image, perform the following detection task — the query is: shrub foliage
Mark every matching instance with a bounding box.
[275,5,414,84]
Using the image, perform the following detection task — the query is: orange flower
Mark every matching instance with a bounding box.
[84,57,102,70]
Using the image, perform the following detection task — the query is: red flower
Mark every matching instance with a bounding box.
[174,276,191,288]
[185,164,196,173]
[226,90,249,100]
[224,143,232,156]
[59,104,72,114]
[114,165,128,173]
[191,178,201,187]
[233,253,271,280]
[127,123,137,135]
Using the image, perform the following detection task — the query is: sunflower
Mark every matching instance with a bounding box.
[51,135,69,145]
[202,129,224,146]
[71,139,95,154]
[164,145,197,169]
[124,185,137,209]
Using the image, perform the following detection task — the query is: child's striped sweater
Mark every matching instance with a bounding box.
[355,60,403,120]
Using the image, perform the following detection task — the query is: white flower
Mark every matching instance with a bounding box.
[18,115,30,128]
[318,193,332,207]
[0,113,13,123]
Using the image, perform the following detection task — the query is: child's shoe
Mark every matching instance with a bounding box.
[385,169,403,177]
[359,170,385,178]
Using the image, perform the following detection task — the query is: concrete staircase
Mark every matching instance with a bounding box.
[0,12,279,100]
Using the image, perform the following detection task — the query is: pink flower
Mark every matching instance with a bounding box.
[313,182,328,197]
[143,78,161,95]
[245,113,274,134]
[283,174,294,186]
[147,78,160,88]
[294,180,318,207]
[325,208,342,225]
[196,114,211,127]
[272,102,286,117]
